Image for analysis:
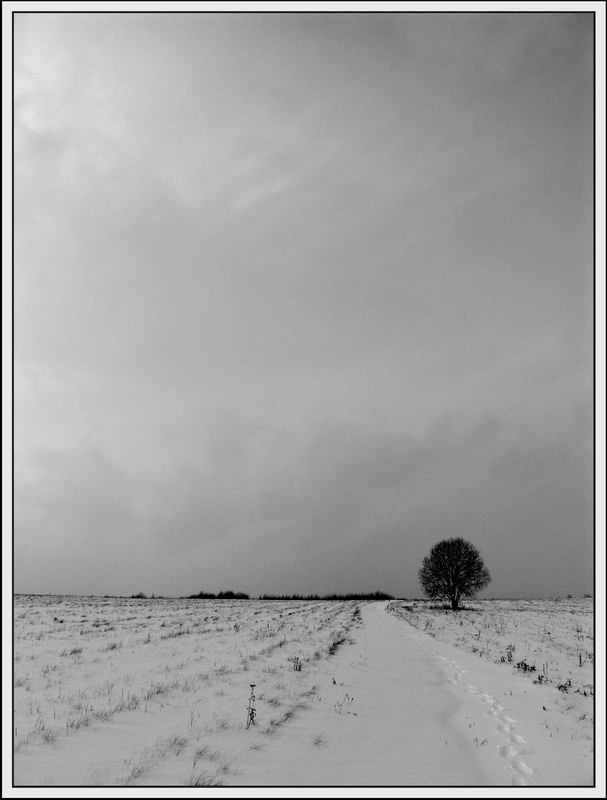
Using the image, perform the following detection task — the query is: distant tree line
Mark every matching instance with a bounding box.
[184,590,393,601]
[257,591,394,601]
[130,589,396,601]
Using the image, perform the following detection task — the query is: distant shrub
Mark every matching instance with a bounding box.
[187,590,250,599]
[131,592,147,599]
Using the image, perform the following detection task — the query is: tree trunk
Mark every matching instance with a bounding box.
[451,597,459,611]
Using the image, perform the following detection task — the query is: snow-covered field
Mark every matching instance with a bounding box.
[387,598,594,780]
[13,595,360,787]
[388,598,594,729]
[12,596,596,788]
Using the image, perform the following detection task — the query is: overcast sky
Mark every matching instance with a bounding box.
[13,11,595,599]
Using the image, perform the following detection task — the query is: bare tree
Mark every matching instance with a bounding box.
[418,537,491,610]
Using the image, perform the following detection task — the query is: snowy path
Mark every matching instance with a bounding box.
[230,602,592,787]
[231,602,489,786]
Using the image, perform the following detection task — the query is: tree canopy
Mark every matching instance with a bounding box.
[418,537,491,610]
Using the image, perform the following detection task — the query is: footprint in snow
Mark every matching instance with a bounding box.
[513,759,533,777]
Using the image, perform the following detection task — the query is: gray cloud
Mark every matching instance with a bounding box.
[14,447,138,594]
[14,406,593,598]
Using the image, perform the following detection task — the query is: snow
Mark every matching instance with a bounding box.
[10,595,601,795]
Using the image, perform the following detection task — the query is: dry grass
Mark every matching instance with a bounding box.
[13,595,360,781]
